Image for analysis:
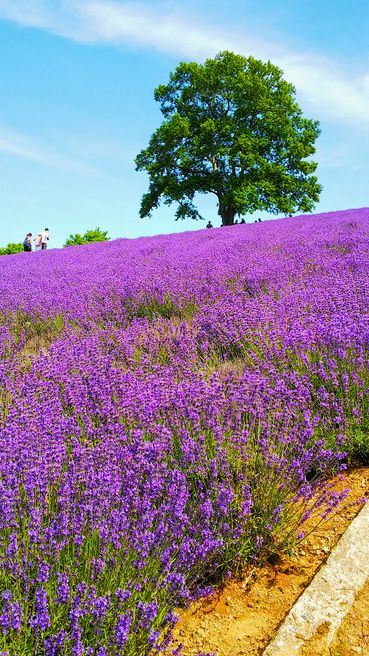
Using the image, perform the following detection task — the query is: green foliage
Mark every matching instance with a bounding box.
[12,310,65,343]
[126,293,182,321]
[0,242,24,255]
[0,493,178,655]
[64,227,110,247]
[202,327,369,467]
[136,51,322,225]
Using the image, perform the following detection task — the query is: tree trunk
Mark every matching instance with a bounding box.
[218,204,236,226]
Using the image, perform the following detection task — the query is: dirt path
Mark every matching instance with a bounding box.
[328,578,369,655]
[298,578,369,656]
[172,468,369,656]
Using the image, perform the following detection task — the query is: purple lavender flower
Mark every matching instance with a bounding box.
[37,559,50,583]
[29,587,50,631]
[115,612,132,647]
[56,572,70,604]
[44,629,68,656]
[0,591,23,633]
[1,207,369,654]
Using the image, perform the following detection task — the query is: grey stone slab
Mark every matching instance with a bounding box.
[262,501,369,656]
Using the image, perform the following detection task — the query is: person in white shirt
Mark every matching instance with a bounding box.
[41,228,50,250]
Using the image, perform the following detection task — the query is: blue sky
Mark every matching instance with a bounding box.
[0,0,369,248]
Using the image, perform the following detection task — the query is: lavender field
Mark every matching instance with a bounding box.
[1,208,369,655]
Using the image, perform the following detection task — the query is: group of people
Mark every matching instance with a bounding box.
[23,228,50,252]
[206,218,251,229]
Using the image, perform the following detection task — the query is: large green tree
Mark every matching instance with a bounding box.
[136,51,322,226]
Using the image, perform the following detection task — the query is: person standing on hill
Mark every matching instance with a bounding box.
[23,233,32,252]
[34,234,42,250]
[41,228,50,250]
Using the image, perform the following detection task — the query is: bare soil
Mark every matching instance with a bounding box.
[329,578,369,655]
[299,578,369,656]
[172,467,369,656]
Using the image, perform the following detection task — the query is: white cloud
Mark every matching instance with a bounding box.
[0,125,101,175]
[79,2,232,54]
[276,54,369,126]
[0,0,369,127]
[0,0,64,31]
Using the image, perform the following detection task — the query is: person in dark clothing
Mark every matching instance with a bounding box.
[240,218,246,224]
[206,221,213,229]
[23,233,32,252]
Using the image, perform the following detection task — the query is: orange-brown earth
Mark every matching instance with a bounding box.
[328,577,369,655]
[298,576,369,655]
[171,468,369,656]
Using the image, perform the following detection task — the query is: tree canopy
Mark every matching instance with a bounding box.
[64,228,110,247]
[136,51,322,226]
[0,242,23,256]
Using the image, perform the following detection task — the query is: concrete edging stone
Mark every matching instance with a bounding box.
[262,501,369,655]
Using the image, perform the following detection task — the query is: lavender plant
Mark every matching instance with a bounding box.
[0,208,368,654]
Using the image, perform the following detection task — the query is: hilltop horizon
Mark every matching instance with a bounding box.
[2,206,369,253]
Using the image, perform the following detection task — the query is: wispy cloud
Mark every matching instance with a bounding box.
[0,0,369,127]
[0,125,101,175]
[0,0,64,32]
[79,2,233,54]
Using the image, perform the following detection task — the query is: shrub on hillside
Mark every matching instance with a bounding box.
[0,242,23,255]
[64,227,110,247]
